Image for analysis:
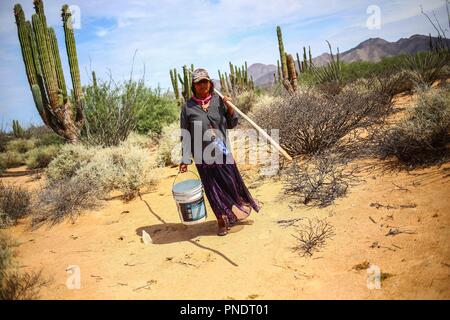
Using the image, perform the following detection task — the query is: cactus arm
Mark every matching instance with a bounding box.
[276,26,288,80]
[14,5,38,88]
[48,27,67,100]
[62,5,82,105]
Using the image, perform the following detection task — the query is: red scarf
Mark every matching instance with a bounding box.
[191,94,212,108]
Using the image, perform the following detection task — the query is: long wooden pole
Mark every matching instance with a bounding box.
[187,68,293,161]
[214,88,293,161]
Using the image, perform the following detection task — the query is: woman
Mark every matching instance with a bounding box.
[179,68,261,236]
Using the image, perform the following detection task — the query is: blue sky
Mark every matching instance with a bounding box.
[0,0,447,130]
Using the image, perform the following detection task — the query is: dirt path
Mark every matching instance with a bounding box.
[2,158,450,299]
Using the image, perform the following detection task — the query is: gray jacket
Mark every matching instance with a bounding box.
[180,93,239,164]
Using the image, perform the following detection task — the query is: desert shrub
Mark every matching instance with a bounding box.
[121,131,152,149]
[24,125,64,146]
[0,232,49,299]
[310,42,344,95]
[291,218,335,257]
[0,182,31,228]
[45,143,96,184]
[6,138,36,154]
[32,176,105,227]
[234,90,257,114]
[46,141,158,202]
[25,145,60,169]
[0,151,24,169]
[134,88,178,135]
[375,87,450,165]
[253,88,389,157]
[75,143,159,201]
[156,122,181,167]
[402,51,449,87]
[249,94,282,115]
[0,127,11,153]
[81,75,175,146]
[282,153,356,207]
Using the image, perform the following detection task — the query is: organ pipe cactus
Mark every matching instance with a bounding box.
[169,68,180,103]
[12,120,25,138]
[296,52,302,73]
[14,1,84,143]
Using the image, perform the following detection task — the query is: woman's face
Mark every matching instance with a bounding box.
[194,79,211,97]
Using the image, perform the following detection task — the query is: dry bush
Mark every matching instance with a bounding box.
[253,89,390,157]
[0,182,31,228]
[291,218,335,257]
[235,90,257,114]
[155,122,181,167]
[25,145,60,169]
[39,139,159,226]
[0,232,49,299]
[32,176,105,228]
[374,87,450,166]
[45,143,96,184]
[0,151,24,169]
[282,153,357,207]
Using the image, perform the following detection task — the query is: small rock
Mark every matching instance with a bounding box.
[142,230,152,244]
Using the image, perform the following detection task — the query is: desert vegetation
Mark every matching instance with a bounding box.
[0,0,449,300]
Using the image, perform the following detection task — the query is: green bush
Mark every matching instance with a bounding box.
[25,145,60,169]
[6,138,36,154]
[402,51,449,87]
[135,87,178,135]
[81,75,176,146]
[0,151,25,169]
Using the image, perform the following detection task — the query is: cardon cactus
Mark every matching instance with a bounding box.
[14,1,84,143]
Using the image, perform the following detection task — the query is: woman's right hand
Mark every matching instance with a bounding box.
[179,163,188,173]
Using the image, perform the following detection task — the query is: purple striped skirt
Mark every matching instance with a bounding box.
[195,155,261,225]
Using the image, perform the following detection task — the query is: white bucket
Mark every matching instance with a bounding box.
[172,171,207,225]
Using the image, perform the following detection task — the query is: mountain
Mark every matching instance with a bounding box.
[248,34,450,87]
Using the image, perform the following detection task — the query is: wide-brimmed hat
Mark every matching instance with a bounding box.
[192,68,211,83]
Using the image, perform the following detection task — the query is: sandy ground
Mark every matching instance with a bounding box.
[1,93,450,300]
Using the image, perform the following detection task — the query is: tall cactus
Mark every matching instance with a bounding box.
[276,26,296,93]
[296,52,302,73]
[14,1,84,143]
[181,65,192,102]
[276,26,288,80]
[303,46,308,70]
[308,45,313,66]
[12,120,25,138]
[169,68,180,103]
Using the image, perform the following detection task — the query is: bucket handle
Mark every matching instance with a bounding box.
[172,169,201,189]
